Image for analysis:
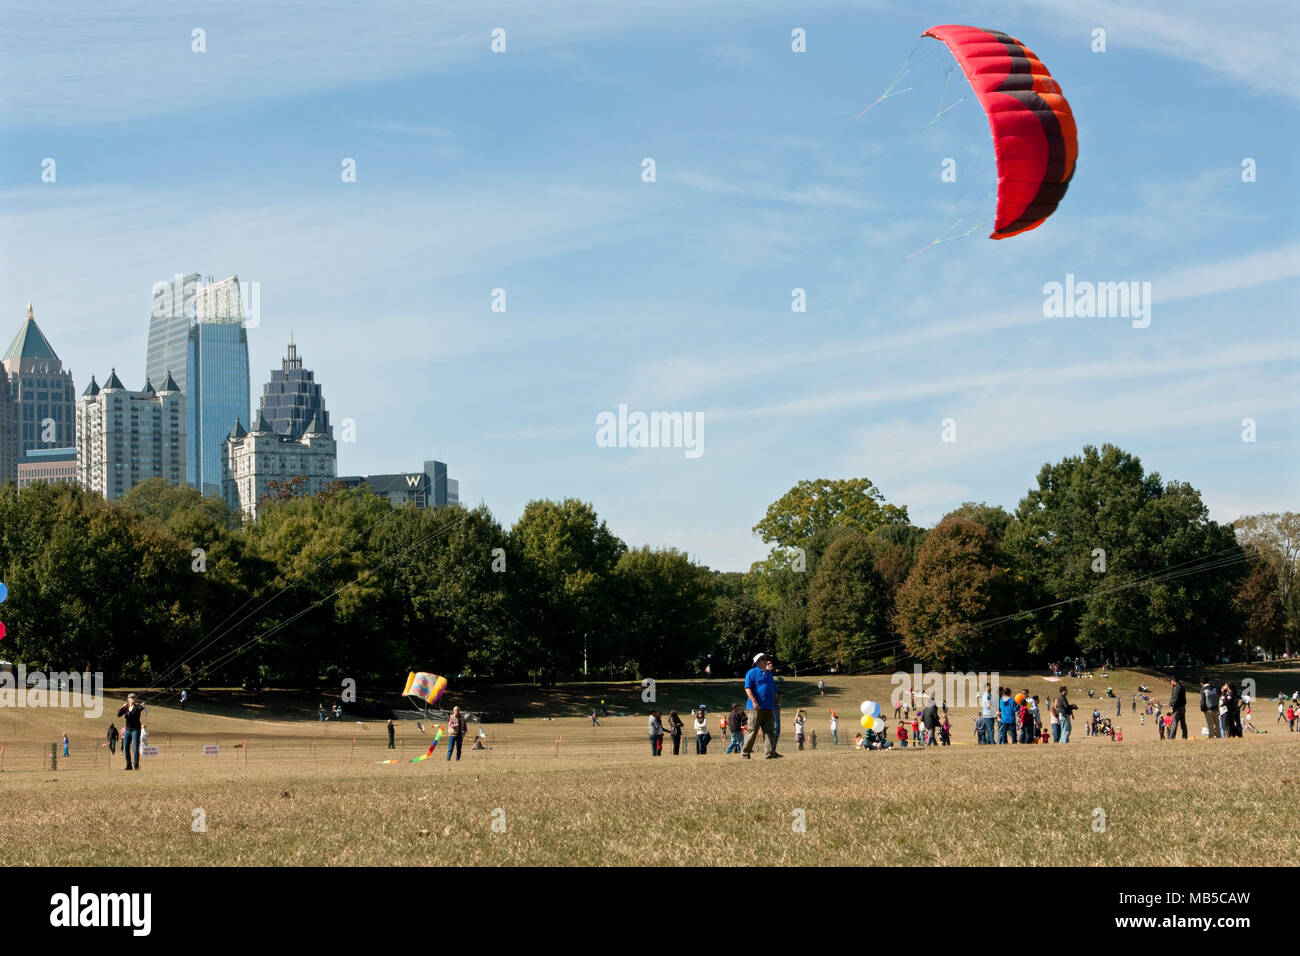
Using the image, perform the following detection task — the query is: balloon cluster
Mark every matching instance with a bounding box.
[859,700,883,730]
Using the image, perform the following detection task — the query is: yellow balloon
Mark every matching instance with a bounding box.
[861,715,874,729]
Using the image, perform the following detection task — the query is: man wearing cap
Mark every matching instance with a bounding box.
[1200,680,1220,738]
[741,653,781,759]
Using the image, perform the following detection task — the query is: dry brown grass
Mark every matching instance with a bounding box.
[2,668,1297,866]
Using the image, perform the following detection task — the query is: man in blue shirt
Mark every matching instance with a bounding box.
[741,652,782,759]
[998,688,1019,744]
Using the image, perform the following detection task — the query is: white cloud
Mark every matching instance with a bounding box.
[1013,0,1300,102]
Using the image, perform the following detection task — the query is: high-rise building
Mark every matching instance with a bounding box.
[223,411,337,520]
[145,273,200,398]
[188,277,250,497]
[258,339,330,438]
[77,370,186,501]
[0,365,13,486]
[336,460,460,510]
[4,303,76,473]
[143,274,250,497]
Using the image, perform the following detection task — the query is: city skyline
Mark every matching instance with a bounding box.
[2,0,1296,570]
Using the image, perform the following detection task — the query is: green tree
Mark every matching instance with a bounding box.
[1235,554,1288,658]
[507,499,625,681]
[710,572,771,677]
[380,504,510,681]
[753,477,909,550]
[807,533,892,670]
[608,547,716,677]
[240,487,395,684]
[1233,513,1300,656]
[1006,444,1243,666]
[894,517,1016,669]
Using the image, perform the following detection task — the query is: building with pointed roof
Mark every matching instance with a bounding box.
[77,369,185,500]
[257,339,330,439]
[223,338,337,520]
[222,408,337,520]
[4,302,76,472]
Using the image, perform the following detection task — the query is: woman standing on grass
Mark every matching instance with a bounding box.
[794,709,807,750]
[694,708,710,754]
[667,710,684,755]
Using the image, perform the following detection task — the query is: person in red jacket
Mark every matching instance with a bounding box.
[896,723,908,748]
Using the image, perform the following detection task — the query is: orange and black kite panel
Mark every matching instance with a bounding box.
[923,24,1078,239]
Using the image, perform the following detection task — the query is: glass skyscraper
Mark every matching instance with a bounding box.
[145,274,249,497]
[145,273,200,398]
[189,278,250,497]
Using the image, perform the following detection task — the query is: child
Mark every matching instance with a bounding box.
[911,717,920,744]
[1040,727,1049,744]
[1117,729,1124,742]
[810,729,818,750]
[896,723,908,748]
[853,732,864,750]
[940,719,951,746]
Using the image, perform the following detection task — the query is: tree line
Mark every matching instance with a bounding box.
[0,443,1293,687]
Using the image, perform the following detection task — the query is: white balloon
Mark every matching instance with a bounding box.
[860,701,873,716]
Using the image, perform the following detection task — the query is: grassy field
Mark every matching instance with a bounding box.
[3,666,1298,865]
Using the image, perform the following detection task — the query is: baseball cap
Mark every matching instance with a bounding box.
[753,652,770,664]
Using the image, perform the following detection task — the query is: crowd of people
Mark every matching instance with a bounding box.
[644,664,1283,757]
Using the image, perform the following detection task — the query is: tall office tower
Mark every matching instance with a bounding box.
[188,276,250,497]
[145,272,200,397]
[77,370,186,501]
[3,302,76,470]
[258,339,330,438]
[0,365,13,485]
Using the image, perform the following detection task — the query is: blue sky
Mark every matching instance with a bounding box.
[1,0,1296,570]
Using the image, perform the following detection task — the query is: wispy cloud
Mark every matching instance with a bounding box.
[1013,0,1300,102]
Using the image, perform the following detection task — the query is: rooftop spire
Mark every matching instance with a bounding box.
[3,301,62,365]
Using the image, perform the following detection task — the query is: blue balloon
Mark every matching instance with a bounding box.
[0,582,7,604]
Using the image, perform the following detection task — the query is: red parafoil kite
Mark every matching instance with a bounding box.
[923,25,1077,239]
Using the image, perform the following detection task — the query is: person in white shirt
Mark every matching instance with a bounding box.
[829,712,839,745]
[693,708,711,754]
